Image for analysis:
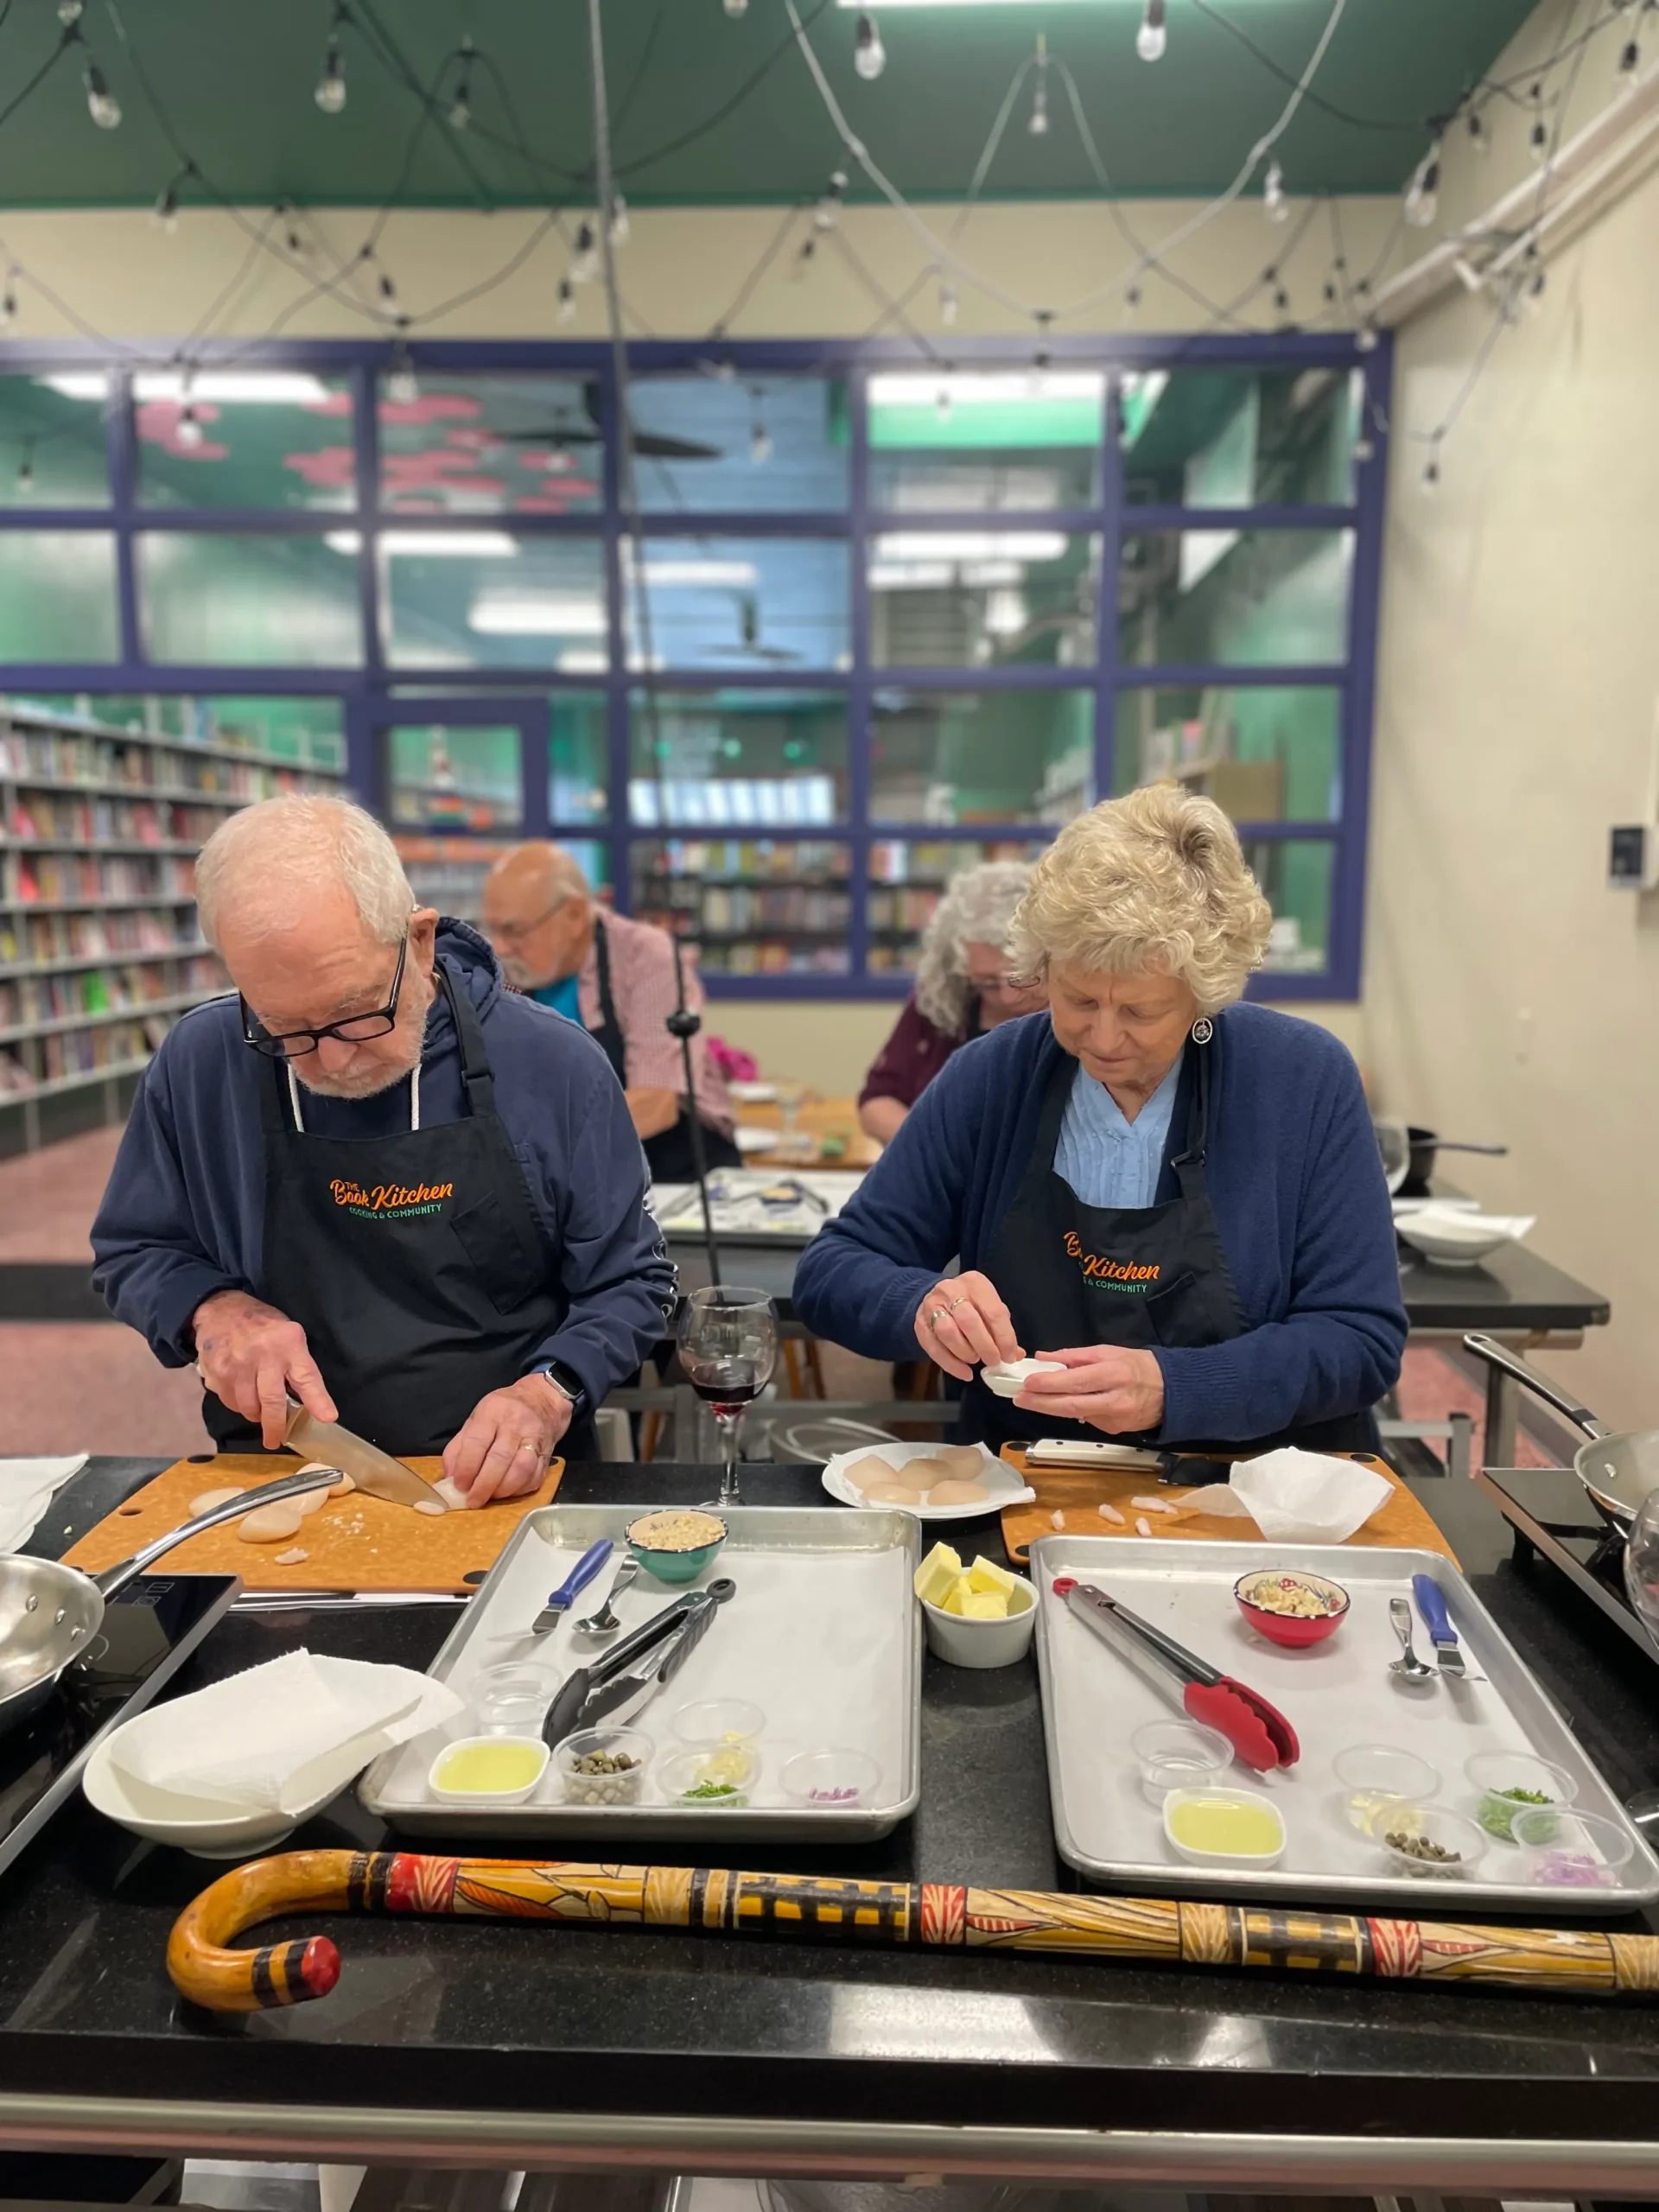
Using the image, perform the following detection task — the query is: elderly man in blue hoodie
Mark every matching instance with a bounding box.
[92,795,675,1504]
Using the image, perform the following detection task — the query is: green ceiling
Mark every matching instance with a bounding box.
[0,0,1536,210]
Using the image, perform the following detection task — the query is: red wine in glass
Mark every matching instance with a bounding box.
[677,1287,778,1508]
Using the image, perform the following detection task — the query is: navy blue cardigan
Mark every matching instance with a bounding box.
[793,1004,1408,1446]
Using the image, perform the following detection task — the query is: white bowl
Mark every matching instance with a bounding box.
[982,1358,1065,1400]
[921,1578,1036,1669]
[428,1733,550,1806]
[82,1732,311,1859]
[1396,1210,1535,1266]
[1162,1785,1287,1869]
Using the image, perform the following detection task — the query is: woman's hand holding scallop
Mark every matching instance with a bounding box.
[912,1271,1022,1382]
[1015,1344,1166,1434]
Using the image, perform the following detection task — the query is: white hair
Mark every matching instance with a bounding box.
[194,794,414,951]
[914,860,1034,1035]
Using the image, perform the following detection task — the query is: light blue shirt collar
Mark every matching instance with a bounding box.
[1053,1046,1185,1211]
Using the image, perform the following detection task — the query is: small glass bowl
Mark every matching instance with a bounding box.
[428,1734,550,1806]
[1332,1744,1442,1834]
[471,1663,553,1737]
[1465,1750,1579,1842]
[552,1726,654,1808]
[671,1699,766,1749]
[779,1747,881,1808]
[1369,1800,1488,1879]
[1131,1719,1233,1806]
[659,1746,760,1808]
[1512,1805,1637,1888]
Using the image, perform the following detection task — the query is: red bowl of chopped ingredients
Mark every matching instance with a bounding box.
[1234,1567,1351,1647]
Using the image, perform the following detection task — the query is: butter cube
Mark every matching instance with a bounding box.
[961,1590,1009,1621]
[914,1541,963,1608]
[966,1555,1017,1599]
[943,1573,977,1616]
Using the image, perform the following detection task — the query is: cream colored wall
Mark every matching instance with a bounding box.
[1368,0,1659,1426]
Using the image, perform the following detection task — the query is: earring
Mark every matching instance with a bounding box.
[1191,1016,1214,1045]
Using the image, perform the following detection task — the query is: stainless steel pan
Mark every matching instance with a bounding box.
[0,1466,339,1741]
[1464,1332,1657,1531]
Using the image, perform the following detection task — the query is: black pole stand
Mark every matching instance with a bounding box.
[666,931,721,1289]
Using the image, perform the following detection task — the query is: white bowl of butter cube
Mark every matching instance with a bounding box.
[914,1541,1037,1669]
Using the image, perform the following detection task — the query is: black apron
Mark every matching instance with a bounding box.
[205,958,598,1460]
[963,1040,1375,1458]
[587,913,742,1184]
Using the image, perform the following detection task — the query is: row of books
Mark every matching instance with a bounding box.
[1,853,196,904]
[4,794,223,849]
[0,726,336,802]
[696,887,851,934]
[866,942,925,974]
[867,887,944,933]
[0,957,223,1033]
[642,841,853,883]
[697,942,853,977]
[0,908,200,964]
[0,1011,176,1095]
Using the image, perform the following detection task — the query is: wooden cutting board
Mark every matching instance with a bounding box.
[63,1453,566,1595]
[997,1450,1458,1567]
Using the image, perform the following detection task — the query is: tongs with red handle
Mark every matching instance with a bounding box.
[1052,1577,1300,1771]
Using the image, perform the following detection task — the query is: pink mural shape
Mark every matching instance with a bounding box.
[302,391,353,417]
[283,446,357,489]
[134,399,228,462]
[378,395,483,427]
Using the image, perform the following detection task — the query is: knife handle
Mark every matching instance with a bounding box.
[547,1539,613,1611]
[1411,1573,1457,1648]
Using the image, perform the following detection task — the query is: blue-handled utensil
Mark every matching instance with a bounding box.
[531,1539,613,1637]
[1411,1573,1465,1679]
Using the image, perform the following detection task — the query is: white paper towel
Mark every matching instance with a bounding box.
[0,1456,87,1554]
[1224,1448,1393,1543]
[111,1650,462,1814]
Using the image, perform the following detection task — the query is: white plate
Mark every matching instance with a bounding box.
[734,1125,780,1154]
[982,1358,1065,1400]
[728,1081,778,1103]
[821,1440,1034,1522]
[1396,1209,1535,1264]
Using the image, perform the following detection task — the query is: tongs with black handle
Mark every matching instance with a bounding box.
[540,1578,735,1748]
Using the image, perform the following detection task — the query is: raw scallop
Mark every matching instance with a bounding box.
[433,1474,470,1510]
[273,1548,308,1567]
[292,1461,338,1516]
[844,1454,899,1493]
[935,1446,988,1477]
[927,1478,989,1507]
[237,1502,306,1544]
[894,1457,954,1487]
[189,1486,245,1516]
[861,1481,925,1507]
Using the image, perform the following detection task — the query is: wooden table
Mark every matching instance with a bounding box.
[733,1091,881,1170]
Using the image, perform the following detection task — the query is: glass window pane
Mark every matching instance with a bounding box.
[628,690,847,827]
[1243,839,1336,976]
[627,538,849,673]
[0,533,118,661]
[135,369,355,512]
[550,693,610,825]
[1122,368,1360,507]
[631,376,849,513]
[137,533,361,666]
[868,370,1103,512]
[382,535,607,671]
[630,838,851,976]
[395,834,608,927]
[1118,528,1351,668]
[1113,685,1341,823]
[867,838,1051,976]
[386,723,524,833]
[869,530,1098,670]
[0,373,111,507]
[378,375,602,516]
[871,690,1092,825]
[6,694,346,776]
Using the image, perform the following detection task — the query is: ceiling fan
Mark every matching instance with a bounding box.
[488,379,721,462]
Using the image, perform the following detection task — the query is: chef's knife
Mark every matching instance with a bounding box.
[284,1401,446,1512]
[1411,1573,1466,1679]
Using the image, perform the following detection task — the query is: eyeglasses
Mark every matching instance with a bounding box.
[240,930,409,1060]
[487,896,573,944]
[971,972,1031,996]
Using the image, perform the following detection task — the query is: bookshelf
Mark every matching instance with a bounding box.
[0,699,346,1151]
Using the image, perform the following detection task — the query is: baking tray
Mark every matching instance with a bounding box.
[360,1503,921,1841]
[1033,1535,1659,1914]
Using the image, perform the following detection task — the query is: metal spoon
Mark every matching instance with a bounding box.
[1389,1596,1434,1681]
[574,1554,639,1637]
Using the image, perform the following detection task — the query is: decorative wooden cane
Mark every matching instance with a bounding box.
[166,1849,1659,2014]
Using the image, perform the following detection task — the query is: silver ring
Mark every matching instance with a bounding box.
[926,1306,951,1330]
[518,1440,537,1452]
[947,1294,970,1314]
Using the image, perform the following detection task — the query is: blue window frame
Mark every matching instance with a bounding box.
[0,334,1391,1000]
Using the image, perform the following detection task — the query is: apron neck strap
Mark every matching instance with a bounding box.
[437,957,496,1116]
[1169,1034,1211,1182]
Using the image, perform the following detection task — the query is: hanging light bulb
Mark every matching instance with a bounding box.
[935,384,952,423]
[175,404,206,452]
[56,0,83,21]
[1262,160,1288,222]
[448,35,474,128]
[1322,278,1338,308]
[814,170,848,232]
[1529,115,1550,162]
[750,418,772,466]
[854,12,885,81]
[1618,32,1641,81]
[83,61,121,130]
[1403,146,1440,227]
[1466,105,1488,153]
[556,276,577,326]
[1355,319,1379,353]
[723,0,748,15]
[570,219,598,283]
[315,29,346,114]
[1028,37,1049,135]
[378,270,397,304]
[16,441,34,495]
[1272,281,1291,315]
[939,279,958,328]
[387,331,418,405]
[0,283,16,330]
[609,194,630,247]
[1421,450,1441,494]
[1031,312,1052,378]
[1354,431,1376,464]
[1122,280,1142,321]
[152,180,179,233]
[1136,0,1166,63]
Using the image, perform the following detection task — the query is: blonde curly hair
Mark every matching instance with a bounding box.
[914,860,1034,1036]
[1009,786,1270,1017]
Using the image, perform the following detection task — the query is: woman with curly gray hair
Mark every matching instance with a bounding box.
[857,861,1046,1143]
[800,786,1405,1455]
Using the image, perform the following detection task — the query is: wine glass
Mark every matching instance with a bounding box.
[677,1285,779,1510]
[772,1081,814,1163]
[1621,1489,1659,1834]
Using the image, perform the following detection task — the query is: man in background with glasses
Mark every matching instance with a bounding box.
[91,795,675,1503]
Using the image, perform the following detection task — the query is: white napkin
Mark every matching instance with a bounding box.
[1223,1448,1393,1543]
[111,1650,462,1815]
[0,1455,87,1553]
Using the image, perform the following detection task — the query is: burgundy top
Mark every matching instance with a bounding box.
[859,993,976,1112]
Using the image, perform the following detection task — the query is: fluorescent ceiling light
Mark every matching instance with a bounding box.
[640,560,759,588]
[325,531,519,557]
[868,561,955,590]
[869,372,1105,405]
[1120,369,1169,411]
[959,560,1023,587]
[557,649,610,674]
[874,531,1067,563]
[39,371,334,404]
[469,596,608,635]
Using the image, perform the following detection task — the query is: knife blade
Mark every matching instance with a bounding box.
[1411,1572,1466,1679]
[284,1401,446,1512]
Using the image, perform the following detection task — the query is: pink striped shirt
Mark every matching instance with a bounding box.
[576,909,736,1136]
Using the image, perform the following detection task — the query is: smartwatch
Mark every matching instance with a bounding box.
[537,1360,589,1419]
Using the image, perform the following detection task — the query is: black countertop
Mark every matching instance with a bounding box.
[3,1459,1659,2179]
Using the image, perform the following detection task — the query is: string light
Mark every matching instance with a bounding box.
[723,0,748,15]
[854,13,886,81]
[1522,241,1547,317]
[570,219,598,283]
[448,36,474,130]
[1421,447,1441,494]
[814,169,849,231]
[935,382,952,423]
[315,8,348,115]
[175,395,205,451]
[82,58,121,130]
[556,276,577,325]
[1262,159,1287,221]
[152,180,180,233]
[0,275,16,329]
[1528,82,1548,162]
[1466,105,1489,153]
[939,278,958,327]
[1403,145,1440,227]
[16,439,35,495]
[1618,28,1642,80]
[1028,36,1049,136]
[55,0,82,21]
[609,194,630,247]
[378,269,397,304]
[1032,309,1053,375]
[1136,0,1166,63]
[1122,280,1142,321]
[1353,430,1376,464]
[749,389,772,466]
[1355,319,1379,353]
[387,327,418,404]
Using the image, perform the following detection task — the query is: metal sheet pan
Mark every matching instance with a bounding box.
[1032,1535,1659,1913]
[361,1503,920,1841]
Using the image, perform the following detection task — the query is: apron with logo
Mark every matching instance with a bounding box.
[586,912,741,1184]
[963,1040,1376,1458]
[204,958,598,1460]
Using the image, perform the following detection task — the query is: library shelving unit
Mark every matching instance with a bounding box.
[0,699,346,1154]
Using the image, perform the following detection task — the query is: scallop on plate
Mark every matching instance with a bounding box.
[820,1440,1035,1522]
